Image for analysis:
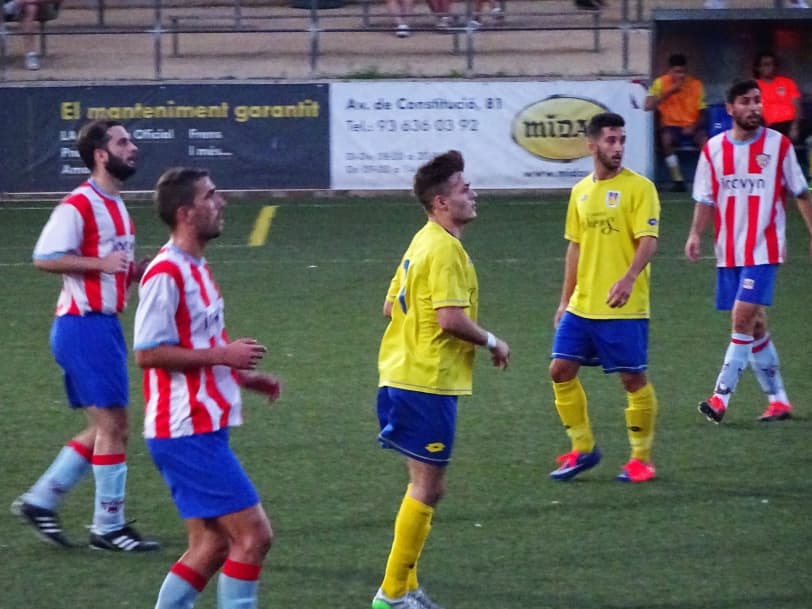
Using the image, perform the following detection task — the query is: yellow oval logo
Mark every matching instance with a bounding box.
[512,96,609,162]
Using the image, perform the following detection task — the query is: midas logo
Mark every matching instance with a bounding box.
[425,442,446,453]
[512,96,608,161]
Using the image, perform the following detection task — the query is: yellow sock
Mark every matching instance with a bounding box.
[406,519,431,591]
[381,489,433,599]
[625,383,658,462]
[552,378,594,453]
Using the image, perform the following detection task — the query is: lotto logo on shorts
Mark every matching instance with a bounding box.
[425,442,446,453]
[743,278,755,290]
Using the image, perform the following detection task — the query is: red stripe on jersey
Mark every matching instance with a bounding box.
[744,195,759,266]
[184,368,213,435]
[103,199,129,312]
[747,129,766,174]
[721,135,735,175]
[724,196,736,267]
[65,197,103,311]
[764,202,780,263]
[189,264,211,307]
[154,369,173,439]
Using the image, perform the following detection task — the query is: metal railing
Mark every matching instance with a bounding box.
[0,0,652,81]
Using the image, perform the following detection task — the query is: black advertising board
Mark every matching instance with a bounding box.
[0,83,330,194]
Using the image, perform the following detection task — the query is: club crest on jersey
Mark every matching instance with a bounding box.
[755,153,770,169]
[605,191,620,208]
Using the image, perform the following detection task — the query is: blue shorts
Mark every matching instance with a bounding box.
[376,387,457,466]
[716,264,778,310]
[50,313,128,408]
[551,312,649,373]
[146,428,260,520]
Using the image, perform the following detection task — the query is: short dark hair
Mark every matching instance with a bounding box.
[586,112,625,139]
[413,150,465,212]
[76,120,123,171]
[726,79,760,104]
[154,167,210,229]
[668,53,687,68]
[753,51,778,77]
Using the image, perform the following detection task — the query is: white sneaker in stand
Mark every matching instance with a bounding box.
[24,52,40,71]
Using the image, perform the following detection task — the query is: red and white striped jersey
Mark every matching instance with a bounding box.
[693,127,808,267]
[33,180,136,316]
[134,242,242,439]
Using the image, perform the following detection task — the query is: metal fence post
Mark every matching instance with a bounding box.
[153,0,163,80]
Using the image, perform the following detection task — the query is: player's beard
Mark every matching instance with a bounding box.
[734,112,761,133]
[105,152,137,182]
[597,150,622,173]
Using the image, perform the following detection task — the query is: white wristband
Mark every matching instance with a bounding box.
[485,331,497,349]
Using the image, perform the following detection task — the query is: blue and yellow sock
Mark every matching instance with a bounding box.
[552,378,594,453]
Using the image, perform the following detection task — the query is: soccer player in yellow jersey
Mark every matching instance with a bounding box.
[372,150,511,609]
[549,112,661,483]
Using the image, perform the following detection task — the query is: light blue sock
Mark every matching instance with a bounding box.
[155,571,202,609]
[749,335,789,403]
[92,460,127,533]
[713,333,753,407]
[25,445,92,511]
[217,573,259,609]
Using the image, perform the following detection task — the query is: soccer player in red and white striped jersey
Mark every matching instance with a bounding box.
[135,167,281,609]
[12,120,158,551]
[686,79,812,424]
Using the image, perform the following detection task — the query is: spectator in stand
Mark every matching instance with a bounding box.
[427,0,454,29]
[754,51,803,144]
[2,0,61,71]
[468,0,504,29]
[387,0,414,37]
[645,53,708,192]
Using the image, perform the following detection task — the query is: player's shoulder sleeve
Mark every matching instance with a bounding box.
[692,140,716,206]
[648,77,663,96]
[564,177,588,243]
[32,198,85,260]
[133,257,183,351]
[630,173,661,238]
[428,236,471,309]
[783,76,801,99]
[780,135,809,196]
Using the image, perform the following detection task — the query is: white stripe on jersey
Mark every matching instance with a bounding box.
[134,242,242,440]
[692,127,808,267]
[33,181,135,315]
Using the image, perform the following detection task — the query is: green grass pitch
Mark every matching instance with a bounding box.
[1,193,811,609]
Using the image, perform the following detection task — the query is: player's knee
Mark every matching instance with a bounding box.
[549,359,576,384]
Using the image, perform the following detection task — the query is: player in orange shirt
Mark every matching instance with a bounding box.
[754,51,803,144]
[645,54,708,192]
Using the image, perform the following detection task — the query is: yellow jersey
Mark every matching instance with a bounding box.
[565,168,660,319]
[378,220,478,395]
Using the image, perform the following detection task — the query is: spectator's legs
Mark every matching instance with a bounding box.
[20,0,40,69]
[660,127,685,188]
